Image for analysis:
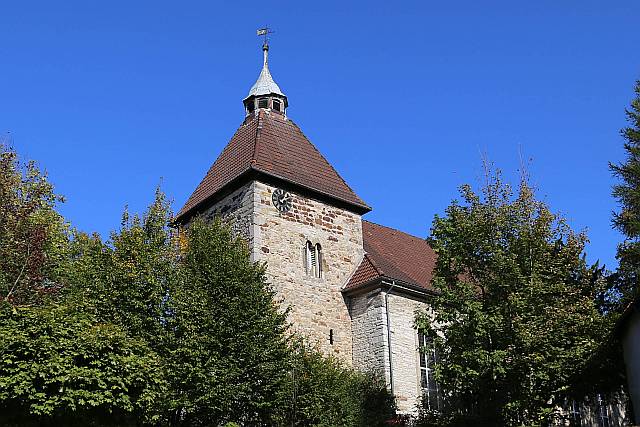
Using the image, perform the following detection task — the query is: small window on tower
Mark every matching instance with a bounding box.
[258,98,268,109]
[273,99,281,112]
[305,241,314,275]
[247,101,255,114]
[315,244,322,278]
[305,241,323,278]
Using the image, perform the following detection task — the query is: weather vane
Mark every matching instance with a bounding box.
[256,27,274,47]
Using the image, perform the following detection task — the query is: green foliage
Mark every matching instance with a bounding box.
[0,142,70,306]
[415,168,615,426]
[163,218,292,426]
[610,79,640,302]
[0,143,395,426]
[286,343,396,427]
[0,303,166,427]
[68,188,177,350]
[0,145,167,425]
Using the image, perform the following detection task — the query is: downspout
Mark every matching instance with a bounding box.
[384,280,396,396]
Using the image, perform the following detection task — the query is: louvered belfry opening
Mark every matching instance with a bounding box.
[305,241,322,279]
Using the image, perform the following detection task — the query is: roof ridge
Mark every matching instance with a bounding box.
[250,112,263,168]
[287,118,369,209]
[363,219,427,241]
[364,252,384,277]
[177,112,371,222]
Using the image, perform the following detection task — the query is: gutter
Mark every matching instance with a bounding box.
[343,276,435,299]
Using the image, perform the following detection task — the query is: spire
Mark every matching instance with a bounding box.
[262,41,269,68]
[246,42,286,99]
[243,28,288,116]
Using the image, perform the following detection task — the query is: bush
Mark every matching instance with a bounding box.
[284,343,396,427]
[0,303,166,427]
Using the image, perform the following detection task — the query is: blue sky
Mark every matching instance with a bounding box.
[2,1,639,269]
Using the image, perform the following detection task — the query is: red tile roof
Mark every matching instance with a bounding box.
[176,110,369,221]
[345,254,381,290]
[345,220,437,293]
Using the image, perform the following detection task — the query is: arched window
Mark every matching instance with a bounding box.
[305,241,322,278]
[305,241,314,275]
[315,243,322,278]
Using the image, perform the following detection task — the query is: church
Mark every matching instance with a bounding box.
[173,40,437,414]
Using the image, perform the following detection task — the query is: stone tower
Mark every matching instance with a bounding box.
[174,42,370,361]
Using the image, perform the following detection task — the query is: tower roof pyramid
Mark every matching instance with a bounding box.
[175,40,370,223]
[175,111,370,222]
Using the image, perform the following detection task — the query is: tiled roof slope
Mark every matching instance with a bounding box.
[176,110,369,221]
[345,220,437,293]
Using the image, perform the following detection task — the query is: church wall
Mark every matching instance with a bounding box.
[199,181,255,251]
[253,181,364,362]
[386,291,431,414]
[350,290,388,378]
[350,287,434,414]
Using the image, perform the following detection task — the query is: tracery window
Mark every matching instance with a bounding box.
[305,241,322,278]
[418,331,442,412]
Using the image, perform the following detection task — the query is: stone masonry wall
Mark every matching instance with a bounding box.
[350,290,388,377]
[387,291,431,414]
[253,181,364,362]
[350,287,433,414]
[200,182,255,256]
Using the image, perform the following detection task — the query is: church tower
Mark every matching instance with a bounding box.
[175,41,370,361]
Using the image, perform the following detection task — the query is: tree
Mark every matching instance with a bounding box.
[0,143,167,426]
[163,218,292,426]
[415,168,613,426]
[610,79,640,303]
[0,143,396,426]
[0,140,70,306]
[67,194,294,426]
[68,188,177,351]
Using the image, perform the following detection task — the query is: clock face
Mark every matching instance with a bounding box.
[272,188,292,213]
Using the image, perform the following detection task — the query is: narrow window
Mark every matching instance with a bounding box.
[304,241,322,278]
[315,243,322,278]
[329,329,334,345]
[418,331,442,412]
[273,99,281,111]
[305,241,313,275]
[258,98,268,109]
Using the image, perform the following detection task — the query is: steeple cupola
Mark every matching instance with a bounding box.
[243,42,288,116]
